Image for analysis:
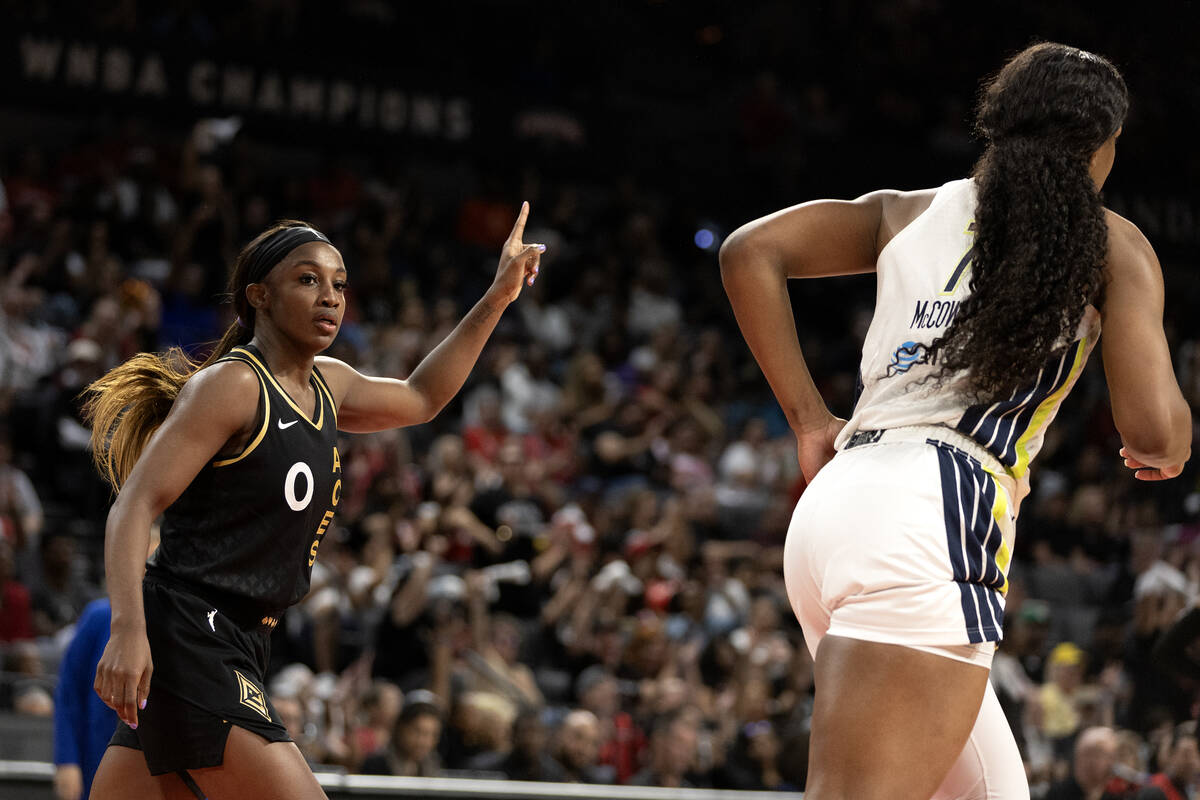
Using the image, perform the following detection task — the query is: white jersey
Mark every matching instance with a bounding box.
[836,178,1100,508]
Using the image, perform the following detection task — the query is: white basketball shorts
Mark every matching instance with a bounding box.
[783,427,1016,668]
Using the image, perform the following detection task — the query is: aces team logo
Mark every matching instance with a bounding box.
[234,669,272,721]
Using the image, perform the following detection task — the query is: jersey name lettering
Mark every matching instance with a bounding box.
[909,299,960,330]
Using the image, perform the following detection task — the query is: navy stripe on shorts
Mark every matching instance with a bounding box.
[930,438,1007,644]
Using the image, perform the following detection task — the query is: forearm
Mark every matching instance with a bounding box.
[530,541,569,584]
[21,512,43,543]
[541,578,581,627]
[103,494,152,631]
[565,589,599,649]
[468,594,489,653]
[406,288,509,419]
[390,566,432,626]
[720,252,829,433]
[429,643,452,711]
[450,508,503,555]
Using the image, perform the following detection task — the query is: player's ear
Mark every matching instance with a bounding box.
[245,283,268,310]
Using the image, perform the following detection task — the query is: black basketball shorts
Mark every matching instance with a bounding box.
[108,576,290,775]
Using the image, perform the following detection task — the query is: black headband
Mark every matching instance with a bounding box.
[246,226,331,285]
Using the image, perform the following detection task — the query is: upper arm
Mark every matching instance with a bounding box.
[718,188,937,279]
[315,356,432,433]
[116,361,260,517]
[1100,211,1191,460]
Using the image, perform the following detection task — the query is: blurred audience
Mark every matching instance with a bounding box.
[360,689,444,778]
[554,709,615,784]
[1137,723,1200,800]
[1044,726,1120,800]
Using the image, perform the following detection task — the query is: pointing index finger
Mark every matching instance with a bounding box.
[507,201,530,244]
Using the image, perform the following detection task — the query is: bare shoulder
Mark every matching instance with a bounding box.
[1102,208,1159,282]
[187,357,260,393]
[866,186,939,217]
[865,187,939,252]
[1103,208,1152,255]
[314,355,359,400]
[314,355,353,375]
[172,358,260,424]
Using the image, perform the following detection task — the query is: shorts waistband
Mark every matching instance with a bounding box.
[144,569,283,633]
[843,425,1011,477]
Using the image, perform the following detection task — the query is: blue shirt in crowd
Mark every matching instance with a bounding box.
[53,598,116,798]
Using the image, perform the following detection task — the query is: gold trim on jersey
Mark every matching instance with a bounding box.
[212,359,272,468]
[1010,336,1088,479]
[233,669,272,720]
[311,365,338,425]
[230,347,326,431]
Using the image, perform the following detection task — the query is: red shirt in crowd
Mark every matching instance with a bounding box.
[599,711,646,784]
[0,580,34,642]
[1145,773,1186,800]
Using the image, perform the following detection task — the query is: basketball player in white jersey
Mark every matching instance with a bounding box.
[721,43,1190,799]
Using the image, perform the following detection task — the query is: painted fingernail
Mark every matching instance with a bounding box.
[130,723,138,730]
[537,244,546,252]
[140,699,147,710]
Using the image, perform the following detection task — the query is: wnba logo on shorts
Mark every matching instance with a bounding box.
[886,341,932,377]
[233,670,272,721]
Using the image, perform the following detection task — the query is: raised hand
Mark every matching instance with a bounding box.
[490,201,546,305]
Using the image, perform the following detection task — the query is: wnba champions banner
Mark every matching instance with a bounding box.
[10,32,474,142]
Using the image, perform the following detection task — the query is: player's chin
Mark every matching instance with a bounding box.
[293,326,338,352]
[308,322,339,346]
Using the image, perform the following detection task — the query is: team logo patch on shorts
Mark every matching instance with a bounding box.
[233,670,272,721]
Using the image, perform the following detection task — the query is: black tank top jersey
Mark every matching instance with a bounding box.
[147,344,342,613]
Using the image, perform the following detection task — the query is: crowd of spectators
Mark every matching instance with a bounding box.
[2,1,1200,797]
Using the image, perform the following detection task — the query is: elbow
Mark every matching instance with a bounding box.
[1118,400,1193,466]
[717,227,746,271]
[401,382,441,426]
[718,224,762,281]
[417,402,442,426]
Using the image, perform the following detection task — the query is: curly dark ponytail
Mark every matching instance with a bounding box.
[928,42,1128,401]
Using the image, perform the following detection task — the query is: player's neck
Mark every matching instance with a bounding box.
[247,327,315,386]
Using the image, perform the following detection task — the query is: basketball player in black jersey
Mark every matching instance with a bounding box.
[82,205,544,799]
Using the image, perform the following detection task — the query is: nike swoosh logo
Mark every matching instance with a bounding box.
[277,419,298,429]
